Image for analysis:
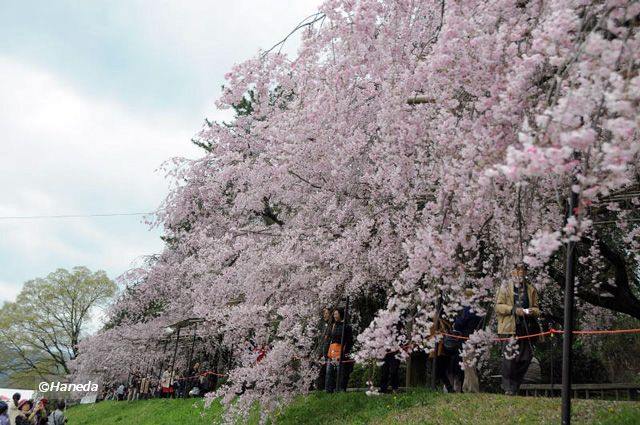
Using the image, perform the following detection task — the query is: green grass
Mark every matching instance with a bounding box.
[66,398,222,425]
[67,391,640,425]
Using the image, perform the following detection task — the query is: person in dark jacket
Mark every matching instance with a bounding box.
[379,351,401,393]
[379,321,403,394]
[316,307,333,391]
[324,308,353,392]
[430,316,454,392]
[0,401,9,425]
[448,305,484,392]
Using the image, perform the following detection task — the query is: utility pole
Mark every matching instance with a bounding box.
[561,187,579,424]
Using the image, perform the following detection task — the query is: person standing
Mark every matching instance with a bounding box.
[379,351,400,393]
[188,362,201,397]
[116,383,126,401]
[324,308,353,392]
[129,372,140,401]
[496,262,541,395]
[201,359,217,393]
[14,400,33,425]
[316,307,332,391]
[173,373,184,398]
[28,399,47,425]
[429,316,453,393]
[0,401,10,425]
[160,369,173,398]
[139,375,149,400]
[449,302,484,392]
[47,401,66,425]
[379,320,403,394]
[8,393,20,425]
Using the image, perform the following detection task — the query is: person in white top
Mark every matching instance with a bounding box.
[7,393,20,425]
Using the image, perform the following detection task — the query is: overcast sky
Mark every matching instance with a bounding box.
[0,0,322,303]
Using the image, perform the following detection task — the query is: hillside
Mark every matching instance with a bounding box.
[67,390,640,424]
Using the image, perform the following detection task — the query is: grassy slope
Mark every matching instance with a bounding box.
[67,391,640,425]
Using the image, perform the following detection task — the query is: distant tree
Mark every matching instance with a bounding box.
[0,266,116,380]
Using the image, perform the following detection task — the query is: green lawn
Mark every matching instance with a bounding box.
[67,391,640,425]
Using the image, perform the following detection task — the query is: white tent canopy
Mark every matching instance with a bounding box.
[0,388,35,402]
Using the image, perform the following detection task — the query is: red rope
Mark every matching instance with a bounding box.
[165,327,640,380]
[565,328,640,335]
[436,327,640,343]
[173,370,226,381]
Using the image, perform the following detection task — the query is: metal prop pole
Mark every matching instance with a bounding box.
[169,327,181,396]
[337,296,350,391]
[561,188,579,424]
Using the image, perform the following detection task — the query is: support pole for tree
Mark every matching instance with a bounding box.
[169,327,181,396]
[431,293,442,389]
[562,188,579,425]
[185,323,198,398]
[157,340,169,386]
[337,296,350,391]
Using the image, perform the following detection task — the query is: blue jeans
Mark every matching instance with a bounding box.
[325,361,352,392]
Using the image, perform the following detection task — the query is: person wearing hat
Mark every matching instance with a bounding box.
[28,399,48,425]
[0,401,10,425]
[14,400,33,425]
[496,262,541,395]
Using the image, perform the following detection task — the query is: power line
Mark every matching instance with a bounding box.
[0,212,153,220]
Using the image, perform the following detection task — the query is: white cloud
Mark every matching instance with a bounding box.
[124,1,322,61]
[0,57,200,300]
[0,0,324,304]
[0,280,22,303]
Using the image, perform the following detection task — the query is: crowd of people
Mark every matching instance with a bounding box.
[316,307,354,392]
[0,393,66,425]
[101,360,219,402]
[0,262,540,425]
[86,262,541,405]
[2,262,538,425]
[314,262,541,396]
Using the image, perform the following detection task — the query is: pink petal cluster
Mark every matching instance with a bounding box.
[71,0,639,421]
